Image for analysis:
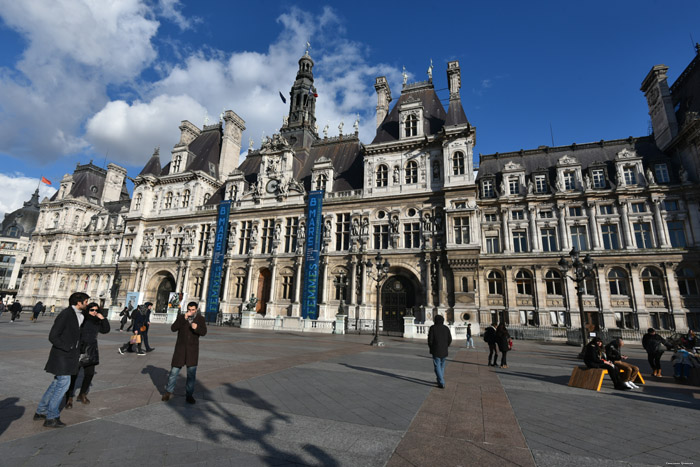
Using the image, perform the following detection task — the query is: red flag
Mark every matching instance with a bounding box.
[41,176,52,185]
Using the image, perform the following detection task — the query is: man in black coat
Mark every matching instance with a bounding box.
[428,315,452,388]
[34,292,90,428]
[9,300,21,322]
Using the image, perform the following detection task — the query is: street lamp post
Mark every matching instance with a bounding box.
[364,252,390,346]
[558,247,595,352]
[332,273,347,316]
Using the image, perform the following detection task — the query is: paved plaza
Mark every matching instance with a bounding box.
[0,314,698,466]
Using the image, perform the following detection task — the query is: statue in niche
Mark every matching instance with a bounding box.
[500,179,507,196]
[646,168,656,186]
[423,213,432,231]
[298,221,306,241]
[390,215,399,234]
[584,174,592,190]
[352,218,360,237]
[274,223,281,242]
[324,219,332,239]
[361,218,369,236]
[680,166,689,183]
[393,166,400,184]
[527,180,534,194]
[250,225,259,243]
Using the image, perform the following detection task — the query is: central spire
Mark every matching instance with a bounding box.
[280,50,318,148]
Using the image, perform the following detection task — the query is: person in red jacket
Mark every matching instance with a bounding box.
[162,302,208,404]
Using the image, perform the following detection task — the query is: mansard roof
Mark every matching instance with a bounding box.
[371,82,447,144]
[50,162,130,203]
[670,47,700,129]
[477,136,673,183]
[138,150,162,177]
[185,123,223,178]
[445,96,469,127]
[1,189,40,237]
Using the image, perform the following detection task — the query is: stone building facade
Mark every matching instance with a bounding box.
[17,47,700,334]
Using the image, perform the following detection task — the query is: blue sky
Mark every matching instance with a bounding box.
[0,0,698,217]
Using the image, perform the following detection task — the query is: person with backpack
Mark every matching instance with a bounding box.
[483,323,498,366]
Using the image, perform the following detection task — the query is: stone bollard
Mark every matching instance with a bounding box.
[403,315,416,339]
[240,311,256,329]
[334,314,346,334]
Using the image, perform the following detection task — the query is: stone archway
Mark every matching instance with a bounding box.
[256,268,272,315]
[381,273,419,334]
[154,274,176,314]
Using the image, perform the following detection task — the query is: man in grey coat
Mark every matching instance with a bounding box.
[428,315,452,388]
[34,292,89,428]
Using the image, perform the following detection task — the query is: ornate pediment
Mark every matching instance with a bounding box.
[503,161,524,172]
[259,133,290,154]
[615,148,639,160]
[557,155,579,166]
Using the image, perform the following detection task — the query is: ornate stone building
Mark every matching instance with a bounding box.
[17,46,700,334]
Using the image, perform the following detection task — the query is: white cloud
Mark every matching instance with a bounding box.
[0,173,56,220]
[157,0,198,31]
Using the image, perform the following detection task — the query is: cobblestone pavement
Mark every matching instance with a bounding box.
[0,314,697,466]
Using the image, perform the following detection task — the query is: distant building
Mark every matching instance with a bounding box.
[17,46,700,335]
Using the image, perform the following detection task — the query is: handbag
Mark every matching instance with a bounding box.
[140,325,147,332]
[79,342,99,366]
[130,334,142,345]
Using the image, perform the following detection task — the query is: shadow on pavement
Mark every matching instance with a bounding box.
[163,382,340,466]
[338,363,434,387]
[0,397,24,436]
[141,365,170,392]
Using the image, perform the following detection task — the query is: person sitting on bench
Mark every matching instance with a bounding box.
[605,338,640,389]
[583,337,628,391]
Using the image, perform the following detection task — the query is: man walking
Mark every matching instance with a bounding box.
[10,300,21,322]
[428,315,452,389]
[32,301,43,322]
[484,323,498,366]
[34,292,89,428]
[162,302,207,404]
[466,323,475,349]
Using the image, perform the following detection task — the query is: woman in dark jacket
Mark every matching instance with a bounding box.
[495,323,510,368]
[642,328,671,377]
[584,337,625,390]
[119,306,130,331]
[66,303,110,408]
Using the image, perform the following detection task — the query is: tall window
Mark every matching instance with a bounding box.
[373,225,389,249]
[633,222,652,249]
[654,163,670,183]
[172,237,183,257]
[333,274,347,300]
[261,219,274,253]
[563,171,575,190]
[284,217,299,253]
[512,210,524,220]
[164,192,173,209]
[608,268,629,295]
[405,161,418,184]
[335,213,351,251]
[432,161,440,180]
[404,222,420,248]
[486,235,500,253]
[281,275,294,300]
[568,206,582,217]
[601,224,619,250]
[678,268,698,295]
[545,270,563,295]
[508,177,520,195]
[591,169,606,188]
[515,270,533,295]
[124,239,133,257]
[664,200,679,211]
[641,268,664,295]
[404,114,418,137]
[376,165,388,187]
[570,226,588,251]
[631,202,646,213]
[316,174,327,191]
[238,221,252,255]
[134,194,142,210]
[193,275,203,298]
[454,217,469,244]
[481,180,495,198]
[667,221,686,248]
[541,228,557,252]
[487,270,503,294]
[173,154,182,172]
[599,204,613,215]
[452,152,465,175]
[234,275,245,299]
[622,166,637,185]
[534,175,547,193]
[512,230,528,253]
[155,238,166,257]
[181,190,190,208]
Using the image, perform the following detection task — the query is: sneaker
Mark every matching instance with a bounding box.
[33,413,46,421]
[137,351,146,356]
[118,347,125,355]
[43,418,66,428]
[186,395,196,404]
[624,381,633,389]
[629,382,639,389]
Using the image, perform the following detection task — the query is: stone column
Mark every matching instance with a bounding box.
[501,208,511,253]
[244,257,255,299]
[528,206,540,252]
[424,255,433,309]
[628,265,647,328]
[557,204,570,251]
[319,257,328,304]
[201,258,212,303]
[268,259,278,305]
[222,259,233,301]
[139,262,148,292]
[359,260,367,305]
[652,199,671,248]
[618,201,635,249]
[349,257,357,306]
[181,260,191,295]
[587,202,601,250]
[436,257,443,307]
[293,257,303,303]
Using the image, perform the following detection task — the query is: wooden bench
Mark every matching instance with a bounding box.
[568,366,645,391]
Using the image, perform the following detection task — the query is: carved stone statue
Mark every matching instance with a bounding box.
[324,219,332,239]
[527,180,534,194]
[680,166,689,183]
[250,225,259,242]
[390,215,399,234]
[393,166,400,184]
[402,66,408,85]
[283,115,288,126]
[646,168,656,186]
[361,218,369,236]
[427,58,433,80]
[584,174,592,190]
[314,123,319,134]
[352,218,360,237]
[338,121,344,135]
[323,124,329,138]
[500,179,507,196]
[556,173,566,192]
[353,117,359,134]
[423,213,432,231]
[298,220,306,241]
[273,223,281,242]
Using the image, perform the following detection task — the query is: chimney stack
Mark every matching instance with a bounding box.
[219,110,246,180]
[447,61,461,99]
[641,65,678,150]
[374,76,392,129]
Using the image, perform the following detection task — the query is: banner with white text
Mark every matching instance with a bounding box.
[301,190,323,319]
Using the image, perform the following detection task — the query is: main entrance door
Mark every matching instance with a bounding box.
[155,276,175,314]
[381,276,415,335]
[256,269,271,315]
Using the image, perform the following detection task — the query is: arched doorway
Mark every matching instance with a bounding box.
[256,268,272,315]
[381,276,416,334]
[155,276,175,313]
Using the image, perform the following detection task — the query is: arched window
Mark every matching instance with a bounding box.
[487,270,503,295]
[545,270,564,295]
[164,192,173,209]
[452,151,465,175]
[7,226,19,237]
[376,165,388,187]
[515,270,533,295]
[641,268,664,296]
[134,193,142,210]
[608,268,629,296]
[316,174,327,191]
[678,268,699,295]
[405,161,418,184]
[404,114,418,137]
[181,190,190,208]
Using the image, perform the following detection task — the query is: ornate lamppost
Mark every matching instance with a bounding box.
[332,273,347,315]
[364,252,390,346]
[558,247,595,351]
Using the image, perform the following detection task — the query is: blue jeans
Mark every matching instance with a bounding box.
[37,375,71,419]
[466,337,474,348]
[432,356,446,386]
[166,366,197,396]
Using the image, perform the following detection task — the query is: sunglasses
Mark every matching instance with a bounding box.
[89,308,99,312]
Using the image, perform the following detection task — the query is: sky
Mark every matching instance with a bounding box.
[0,0,699,218]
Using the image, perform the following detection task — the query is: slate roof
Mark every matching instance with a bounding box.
[670,49,700,129]
[477,136,675,186]
[185,124,222,178]
[139,151,162,177]
[49,162,130,203]
[371,82,447,144]
[445,97,469,127]
[1,189,40,237]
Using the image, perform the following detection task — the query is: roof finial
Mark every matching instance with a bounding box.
[402,66,408,85]
[203,112,210,125]
[305,41,311,56]
[427,59,433,80]
[154,146,159,156]
[696,42,700,55]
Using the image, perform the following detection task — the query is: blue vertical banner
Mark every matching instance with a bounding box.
[302,190,324,319]
[205,200,232,323]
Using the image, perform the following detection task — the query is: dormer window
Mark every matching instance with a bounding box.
[164,192,173,209]
[481,179,495,198]
[654,163,670,183]
[181,190,190,208]
[134,194,142,210]
[404,114,418,137]
[534,175,547,193]
[376,165,388,187]
[405,161,418,184]
[622,166,637,185]
[316,174,327,191]
[173,154,182,172]
[509,177,520,195]
[592,169,606,188]
[452,151,465,175]
[563,171,575,190]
